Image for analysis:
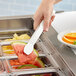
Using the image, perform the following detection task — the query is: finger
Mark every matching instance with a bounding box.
[34,17,43,30]
[34,10,43,30]
[43,18,50,32]
[43,12,52,32]
[49,15,55,26]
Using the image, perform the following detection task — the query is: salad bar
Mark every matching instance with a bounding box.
[0,15,74,76]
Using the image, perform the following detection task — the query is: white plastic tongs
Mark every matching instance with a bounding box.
[24,21,43,55]
[24,10,55,55]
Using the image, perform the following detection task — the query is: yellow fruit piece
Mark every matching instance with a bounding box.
[4,33,30,41]
[13,33,30,40]
[2,45,13,51]
[3,50,15,54]
[64,33,76,39]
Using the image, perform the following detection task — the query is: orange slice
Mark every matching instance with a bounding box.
[64,33,76,39]
[62,36,76,44]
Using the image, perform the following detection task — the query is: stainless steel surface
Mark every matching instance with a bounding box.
[0,15,33,31]
[0,15,72,76]
[45,26,76,76]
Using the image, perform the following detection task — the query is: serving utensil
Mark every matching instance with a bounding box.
[24,21,43,55]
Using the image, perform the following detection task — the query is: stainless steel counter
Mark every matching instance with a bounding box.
[45,26,76,76]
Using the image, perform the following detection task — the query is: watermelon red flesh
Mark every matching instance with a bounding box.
[18,53,30,63]
[12,41,38,63]
[13,44,25,55]
[18,50,38,63]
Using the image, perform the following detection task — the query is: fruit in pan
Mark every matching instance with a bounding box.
[33,58,45,68]
[13,33,30,40]
[12,41,38,63]
[2,45,15,54]
[3,50,15,54]
[4,33,30,41]
[12,41,26,55]
[2,45,13,51]
[9,59,26,66]
[10,58,45,68]
[17,64,38,69]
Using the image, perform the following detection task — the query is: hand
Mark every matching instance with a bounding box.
[34,0,55,32]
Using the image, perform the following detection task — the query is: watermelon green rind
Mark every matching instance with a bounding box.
[37,58,45,68]
[34,58,45,68]
[17,64,38,69]
[11,41,27,45]
[33,49,39,57]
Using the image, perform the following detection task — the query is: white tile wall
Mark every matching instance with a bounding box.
[0,0,75,16]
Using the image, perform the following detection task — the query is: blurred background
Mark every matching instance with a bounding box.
[0,0,75,16]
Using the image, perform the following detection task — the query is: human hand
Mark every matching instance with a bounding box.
[34,0,55,32]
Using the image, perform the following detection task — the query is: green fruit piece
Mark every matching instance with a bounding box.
[33,58,45,68]
[17,64,38,69]
[73,41,76,45]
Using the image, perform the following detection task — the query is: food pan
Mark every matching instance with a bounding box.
[5,57,57,76]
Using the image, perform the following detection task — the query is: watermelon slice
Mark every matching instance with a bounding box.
[33,58,45,68]
[11,41,38,63]
[17,64,38,69]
